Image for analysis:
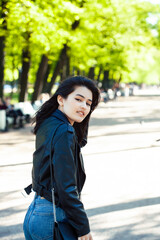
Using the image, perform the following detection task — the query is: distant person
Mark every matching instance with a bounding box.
[4,97,24,128]
[0,98,7,110]
[39,93,50,104]
[23,76,100,240]
[100,88,108,103]
[32,93,50,110]
[113,82,120,100]
[0,98,8,131]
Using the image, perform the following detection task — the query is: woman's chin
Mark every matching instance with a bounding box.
[75,117,85,123]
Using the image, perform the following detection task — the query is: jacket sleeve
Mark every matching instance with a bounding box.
[53,127,90,237]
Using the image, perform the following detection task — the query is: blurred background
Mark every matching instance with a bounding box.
[1,0,160,240]
[1,0,160,103]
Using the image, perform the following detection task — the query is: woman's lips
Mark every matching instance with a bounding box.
[77,111,84,116]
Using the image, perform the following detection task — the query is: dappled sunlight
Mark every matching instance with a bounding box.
[86,197,160,217]
[1,96,160,239]
[88,203,160,240]
[90,96,160,127]
[0,187,34,240]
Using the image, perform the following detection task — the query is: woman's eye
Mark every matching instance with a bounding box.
[86,103,91,107]
[75,98,91,107]
[75,98,81,102]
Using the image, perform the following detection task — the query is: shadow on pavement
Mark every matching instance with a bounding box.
[89,128,160,138]
[0,206,26,218]
[0,190,22,199]
[85,145,160,156]
[0,223,24,239]
[94,225,160,240]
[1,195,160,240]
[0,139,34,146]
[89,198,160,240]
[0,162,32,168]
[86,196,160,217]
[90,115,160,127]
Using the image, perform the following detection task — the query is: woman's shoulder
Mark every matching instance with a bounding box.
[55,122,75,138]
[38,117,74,137]
[51,122,77,147]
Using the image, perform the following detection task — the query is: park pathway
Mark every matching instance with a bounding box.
[0,95,160,240]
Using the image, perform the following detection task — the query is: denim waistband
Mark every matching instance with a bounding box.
[35,195,53,205]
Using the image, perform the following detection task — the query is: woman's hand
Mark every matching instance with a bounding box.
[78,233,93,240]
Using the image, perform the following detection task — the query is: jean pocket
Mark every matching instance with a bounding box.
[30,213,54,240]
[33,201,67,222]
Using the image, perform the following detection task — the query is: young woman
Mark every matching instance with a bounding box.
[23,76,100,240]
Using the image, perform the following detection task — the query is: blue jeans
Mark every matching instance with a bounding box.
[23,194,67,240]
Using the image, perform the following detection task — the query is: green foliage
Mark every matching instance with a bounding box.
[1,0,160,90]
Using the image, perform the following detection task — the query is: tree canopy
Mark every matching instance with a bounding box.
[0,0,160,100]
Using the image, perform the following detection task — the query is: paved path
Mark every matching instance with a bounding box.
[0,96,160,240]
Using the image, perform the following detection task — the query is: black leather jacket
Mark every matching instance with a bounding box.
[31,109,90,237]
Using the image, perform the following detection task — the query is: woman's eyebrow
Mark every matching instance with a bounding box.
[75,94,92,102]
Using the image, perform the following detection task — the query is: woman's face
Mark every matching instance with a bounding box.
[58,86,92,125]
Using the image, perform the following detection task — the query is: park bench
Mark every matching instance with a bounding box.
[14,102,36,118]
[0,102,36,131]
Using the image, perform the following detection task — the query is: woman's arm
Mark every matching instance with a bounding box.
[53,125,90,237]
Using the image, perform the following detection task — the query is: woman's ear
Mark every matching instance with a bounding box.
[57,95,64,107]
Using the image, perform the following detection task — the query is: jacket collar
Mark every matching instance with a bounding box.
[51,109,71,125]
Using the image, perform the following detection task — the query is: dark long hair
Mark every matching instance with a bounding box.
[33,76,100,144]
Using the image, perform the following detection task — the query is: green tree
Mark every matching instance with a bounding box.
[2,0,160,102]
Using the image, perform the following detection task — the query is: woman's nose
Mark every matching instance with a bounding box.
[81,102,87,109]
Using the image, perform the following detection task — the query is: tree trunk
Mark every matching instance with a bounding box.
[66,55,70,77]
[60,71,63,82]
[118,74,122,83]
[97,67,102,82]
[46,44,68,94]
[72,66,76,76]
[61,54,70,81]
[77,68,80,75]
[61,65,67,81]
[0,36,5,99]
[41,63,51,93]
[82,70,85,76]
[102,70,110,89]
[10,59,16,98]
[46,17,81,94]
[88,67,95,79]
[19,49,30,102]
[0,0,7,99]
[31,54,48,104]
